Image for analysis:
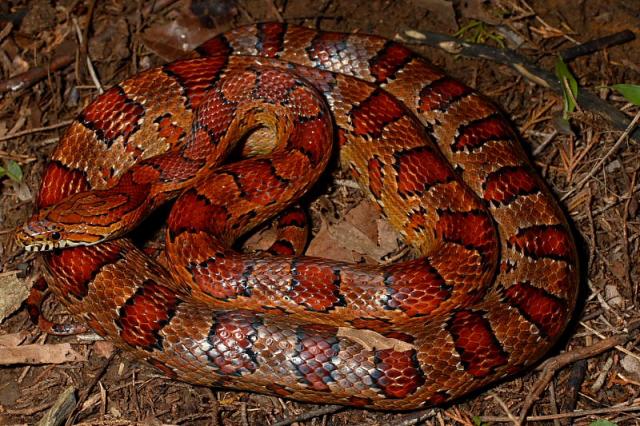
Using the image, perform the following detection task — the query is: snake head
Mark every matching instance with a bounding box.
[15,215,66,252]
[15,211,103,252]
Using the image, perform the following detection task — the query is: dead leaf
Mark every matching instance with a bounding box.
[0,331,29,347]
[377,218,400,255]
[345,201,379,242]
[0,343,86,365]
[93,340,115,359]
[141,2,222,61]
[337,328,414,352]
[243,225,277,252]
[0,271,30,323]
[605,284,623,308]
[621,354,640,381]
[306,221,356,262]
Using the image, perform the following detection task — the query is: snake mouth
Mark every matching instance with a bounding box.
[21,239,72,252]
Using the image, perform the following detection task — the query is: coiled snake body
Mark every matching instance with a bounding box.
[16,23,578,410]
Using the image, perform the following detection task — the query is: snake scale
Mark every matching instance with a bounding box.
[16,23,578,410]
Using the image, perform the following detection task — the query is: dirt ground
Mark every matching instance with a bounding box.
[1,0,639,425]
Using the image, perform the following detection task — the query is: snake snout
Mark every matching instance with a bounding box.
[15,218,65,252]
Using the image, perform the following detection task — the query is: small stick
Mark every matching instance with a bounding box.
[561,110,640,201]
[483,404,640,422]
[518,327,639,423]
[560,30,635,61]
[0,54,74,93]
[271,405,343,426]
[64,350,118,426]
[72,17,103,94]
[391,409,436,426]
[0,120,73,142]
[402,30,640,143]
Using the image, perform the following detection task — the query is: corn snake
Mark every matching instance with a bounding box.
[15,23,579,410]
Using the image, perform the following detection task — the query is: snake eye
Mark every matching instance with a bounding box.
[51,231,61,241]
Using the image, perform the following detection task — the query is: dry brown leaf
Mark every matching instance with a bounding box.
[344,201,379,242]
[326,220,386,259]
[141,1,221,61]
[306,221,356,262]
[0,331,29,347]
[93,341,115,359]
[621,354,640,381]
[337,328,414,352]
[0,271,30,323]
[243,225,277,252]
[0,343,86,365]
[377,218,400,255]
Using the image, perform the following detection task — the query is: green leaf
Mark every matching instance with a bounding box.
[6,160,23,182]
[590,420,617,426]
[612,83,640,106]
[555,56,579,120]
[0,165,5,178]
[472,416,487,426]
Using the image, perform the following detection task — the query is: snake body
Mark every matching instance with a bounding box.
[17,23,578,410]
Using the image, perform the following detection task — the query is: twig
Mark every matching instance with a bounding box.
[624,170,637,300]
[482,404,640,423]
[37,387,76,426]
[579,321,640,363]
[240,402,249,426]
[141,0,180,18]
[492,393,519,425]
[561,110,640,201]
[0,54,74,93]
[390,409,436,426]
[64,350,118,426]
[402,30,640,143]
[0,22,13,43]
[560,30,635,61]
[271,405,343,426]
[72,16,103,94]
[0,120,73,142]
[518,329,639,423]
